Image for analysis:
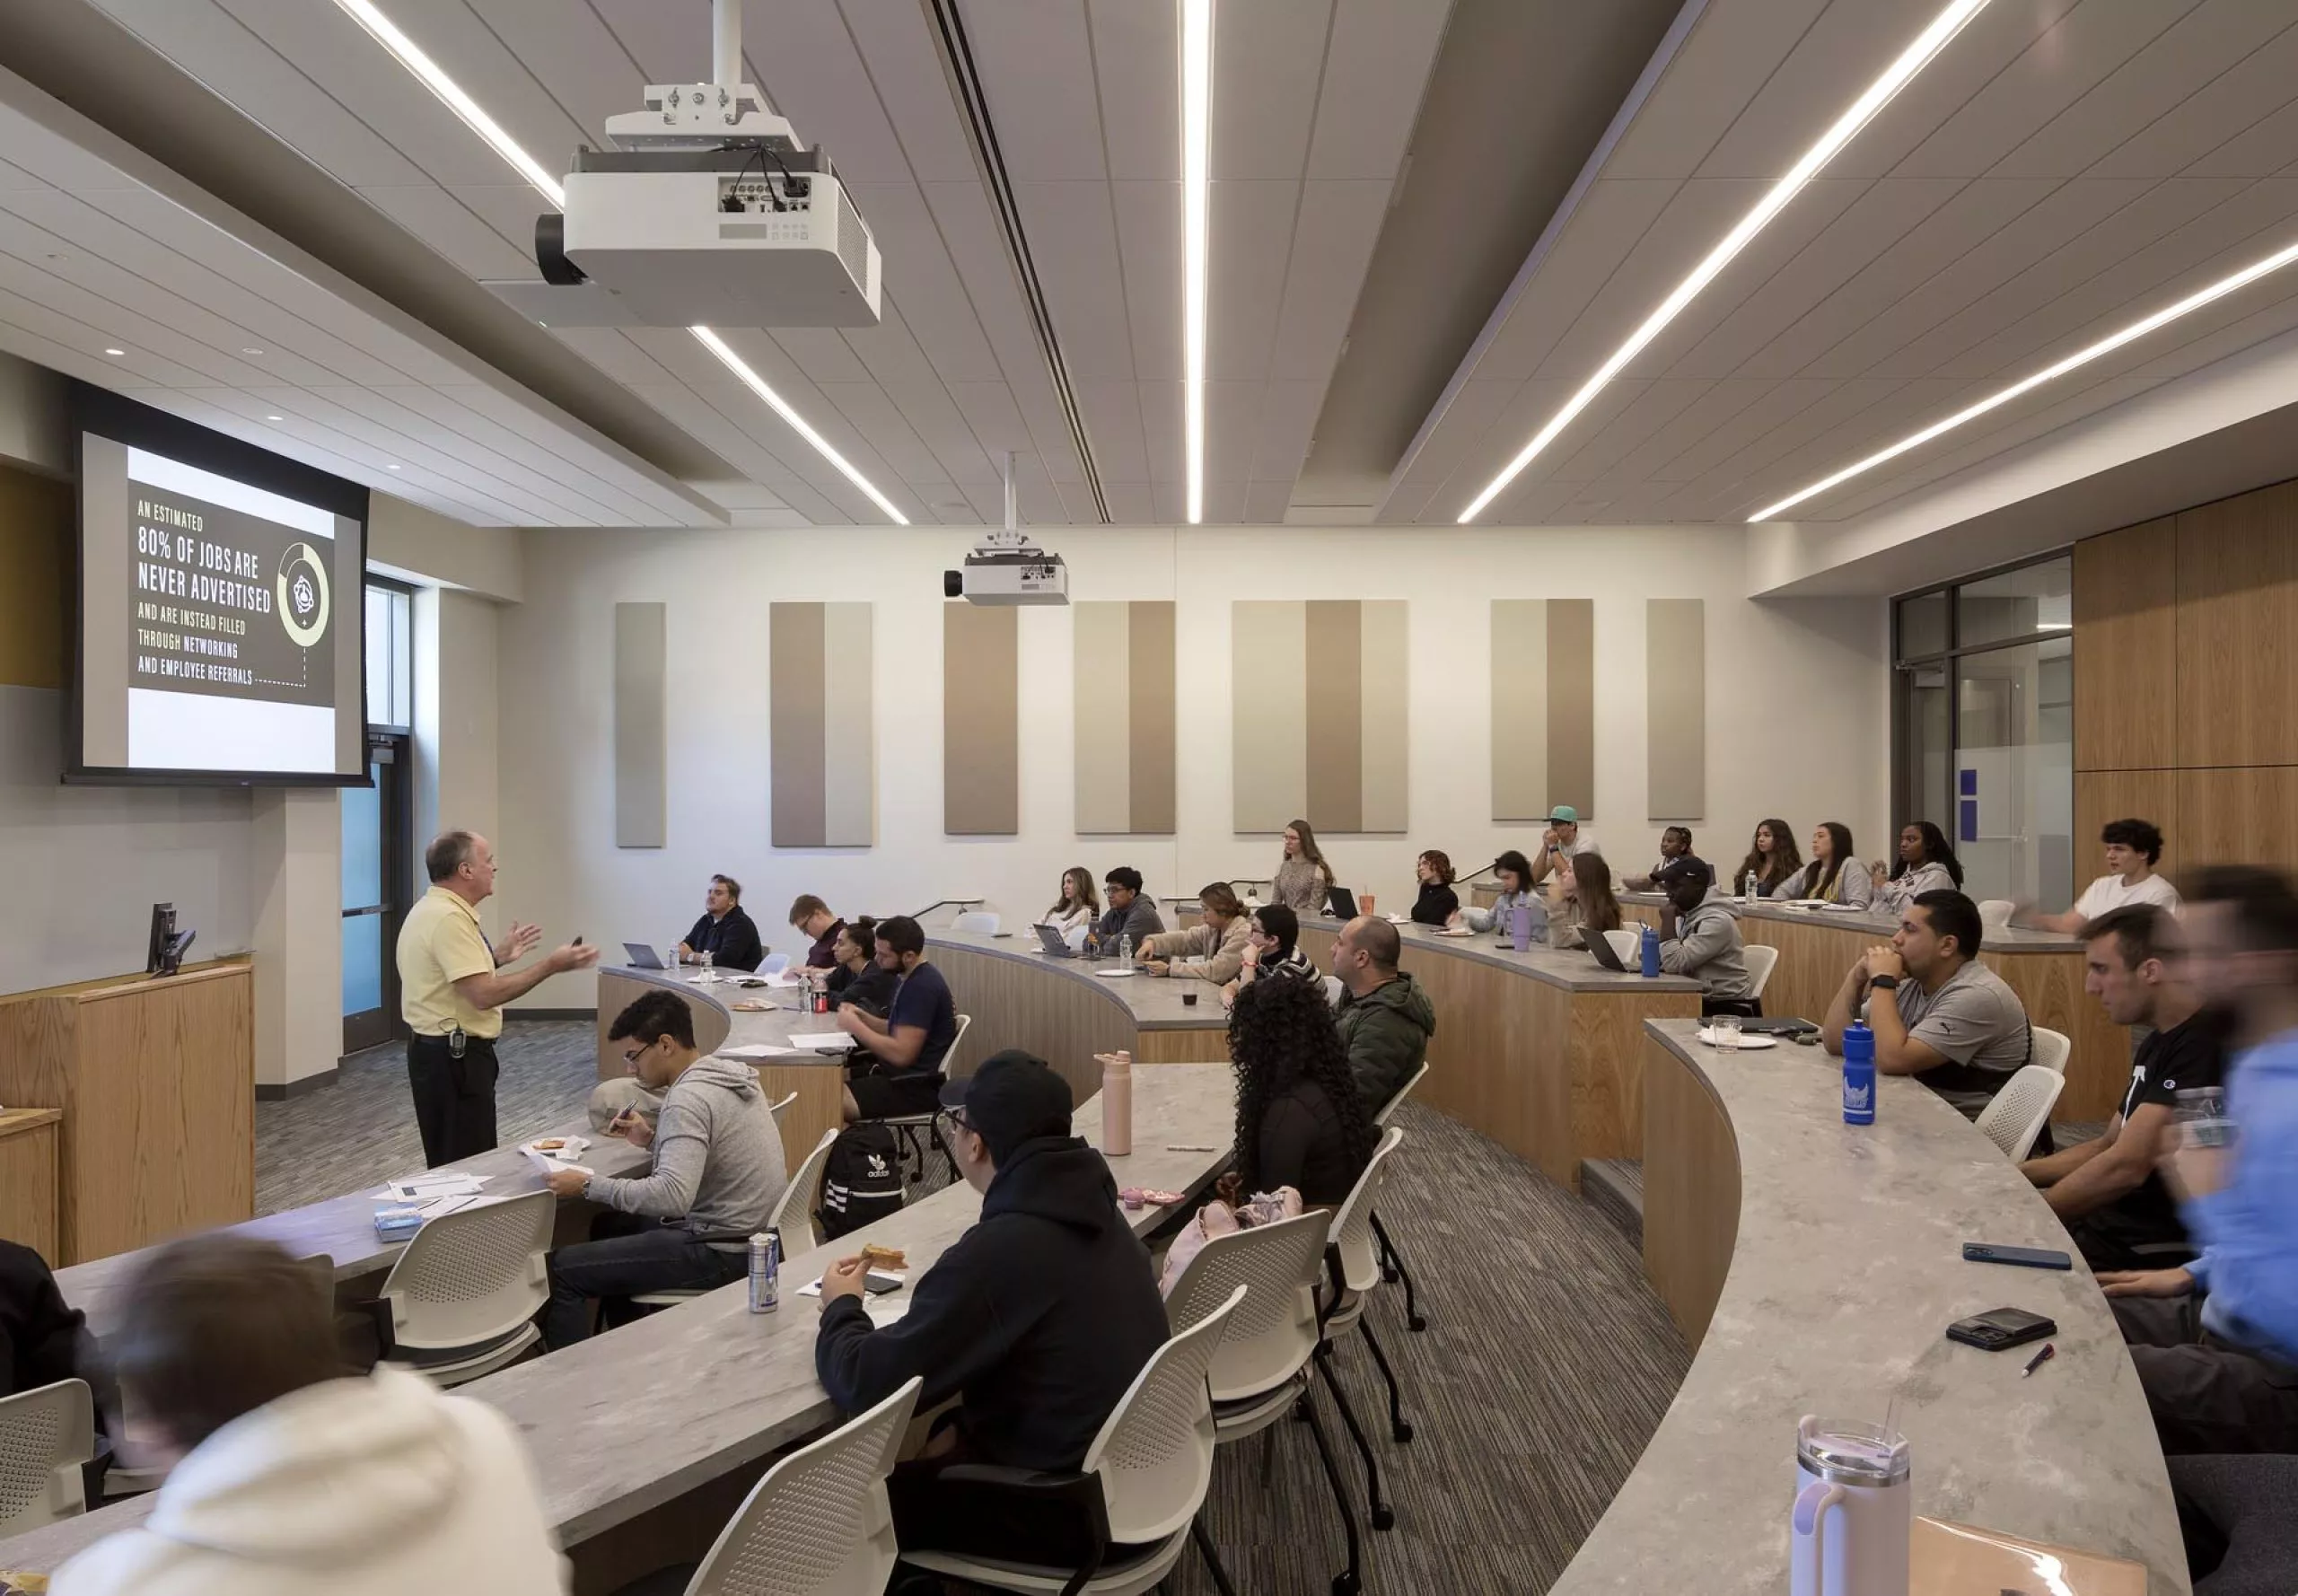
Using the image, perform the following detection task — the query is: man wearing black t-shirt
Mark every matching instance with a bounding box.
[837,915,960,1122]
[2022,904,2223,1271]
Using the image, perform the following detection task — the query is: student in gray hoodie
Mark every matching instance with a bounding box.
[1657,856,1754,1011]
[541,988,788,1346]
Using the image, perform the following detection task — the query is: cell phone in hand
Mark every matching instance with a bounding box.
[1962,1242,2073,1271]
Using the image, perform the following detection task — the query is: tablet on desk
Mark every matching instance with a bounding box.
[1327,886,1359,919]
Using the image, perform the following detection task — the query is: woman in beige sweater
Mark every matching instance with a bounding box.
[1141,883,1253,985]
[1270,819,1335,915]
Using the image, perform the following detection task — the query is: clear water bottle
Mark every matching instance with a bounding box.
[1744,870,1759,902]
[748,1230,779,1313]
[1118,932,1134,968]
[1841,1023,1876,1125]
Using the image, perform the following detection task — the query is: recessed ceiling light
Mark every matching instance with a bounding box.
[338,0,910,524]
[1180,0,1213,528]
[1457,0,1992,523]
[266,414,285,422]
[690,328,908,525]
[386,462,401,469]
[103,347,125,357]
[1750,232,2298,521]
[332,0,564,206]
[241,346,264,355]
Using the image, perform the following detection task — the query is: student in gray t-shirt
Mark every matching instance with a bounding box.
[1821,888,2030,1120]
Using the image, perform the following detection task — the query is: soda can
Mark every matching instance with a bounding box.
[748,1229,780,1313]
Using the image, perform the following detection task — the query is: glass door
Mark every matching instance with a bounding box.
[342,736,409,1054]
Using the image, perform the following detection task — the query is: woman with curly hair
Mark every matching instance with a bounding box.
[1225,972,1374,1208]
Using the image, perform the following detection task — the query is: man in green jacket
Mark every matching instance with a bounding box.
[1329,916,1437,1115]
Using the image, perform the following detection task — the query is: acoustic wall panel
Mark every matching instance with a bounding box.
[1073,601,1175,834]
[612,601,666,849]
[769,601,873,847]
[944,601,1019,835]
[1646,599,1706,820]
[1232,600,1406,833]
[1491,600,1594,820]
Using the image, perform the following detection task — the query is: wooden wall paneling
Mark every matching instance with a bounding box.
[748,1063,844,1175]
[1640,1035,1739,1349]
[2072,519,2176,771]
[2074,772,2179,882]
[0,1110,61,1265]
[1979,950,2127,1121]
[0,460,69,689]
[1132,1028,1232,1064]
[2176,767,2298,878]
[1569,987,1704,1167]
[594,969,733,1081]
[929,946,1140,1104]
[2174,480,2298,769]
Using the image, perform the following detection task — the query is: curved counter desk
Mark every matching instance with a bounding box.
[1620,893,2127,1117]
[1574,1019,2185,1592]
[1296,916,1704,1188]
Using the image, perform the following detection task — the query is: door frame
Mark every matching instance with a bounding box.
[341,732,412,1055]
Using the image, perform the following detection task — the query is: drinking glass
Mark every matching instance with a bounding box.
[1713,1013,1742,1053]
[698,949,715,984]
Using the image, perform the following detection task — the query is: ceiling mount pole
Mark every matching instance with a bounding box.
[1003,449,1018,532]
[712,0,741,92]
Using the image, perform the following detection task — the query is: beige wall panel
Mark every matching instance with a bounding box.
[944,602,1019,835]
[1232,601,1307,831]
[1304,599,1364,834]
[820,602,873,847]
[1547,599,1596,820]
[1646,599,1705,820]
[768,601,827,848]
[1491,600,1550,820]
[1358,600,1408,831]
[1073,601,1132,834]
[2073,520,2176,772]
[1127,601,1177,835]
[613,601,667,849]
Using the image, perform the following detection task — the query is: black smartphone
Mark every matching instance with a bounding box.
[1963,1242,2073,1271]
[1947,1307,2057,1351]
[864,1270,902,1295]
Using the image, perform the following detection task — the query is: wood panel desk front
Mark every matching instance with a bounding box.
[1619,895,2126,1118]
[0,960,253,1264]
[1297,918,1702,1188]
[0,1108,62,1264]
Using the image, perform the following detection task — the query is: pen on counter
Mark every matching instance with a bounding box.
[1166,1144,1219,1153]
[2022,1343,2055,1378]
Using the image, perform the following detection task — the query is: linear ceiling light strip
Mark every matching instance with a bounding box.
[1750,233,2298,521]
[924,0,1110,523]
[1181,0,1212,525]
[333,0,908,524]
[1457,0,1993,523]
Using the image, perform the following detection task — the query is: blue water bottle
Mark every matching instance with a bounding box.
[1841,1023,1876,1125]
[1638,923,1660,978]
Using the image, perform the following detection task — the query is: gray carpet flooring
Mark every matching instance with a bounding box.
[256,1027,1691,1592]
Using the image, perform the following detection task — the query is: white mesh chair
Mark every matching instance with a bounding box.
[873,1014,972,1191]
[378,1188,555,1386]
[0,1378,94,1537]
[769,1127,839,1253]
[1602,928,1641,965]
[952,910,1001,934]
[1164,1210,1364,1596]
[759,953,793,977]
[1314,1128,1416,1533]
[1743,943,1780,1004]
[2031,1026,2072,1077]
[683,1375,923,1596]
[767,1091,798,1127]
[901,1287,1247,1596]
[1978,899,2017,930]
[1977,1065,2066,1161]
[1367,1069,1432,1334]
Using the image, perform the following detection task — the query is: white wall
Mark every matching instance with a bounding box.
[0,683,256,988]
[412,587,503,941]
[496,524,1890,1010]
[249,786,341,1088]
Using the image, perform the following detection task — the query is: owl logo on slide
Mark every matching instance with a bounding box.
[276,542,330,649]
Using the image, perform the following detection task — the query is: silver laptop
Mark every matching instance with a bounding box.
[1033,924,1080,958]
[623,942,666,969]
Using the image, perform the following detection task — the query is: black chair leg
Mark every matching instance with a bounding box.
[1358,1320,1415,1443]
[1258,1421,1278,1489]
[1299,1388,1364,1596]
[1191,1511,1241,1596]
[1370,1213,1427,1331]
[1315,1343,1394,1532]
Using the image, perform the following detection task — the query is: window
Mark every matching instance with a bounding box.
[364,582,413,730]
[1892,555,2073,906]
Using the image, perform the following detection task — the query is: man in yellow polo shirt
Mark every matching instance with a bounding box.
[398,830,597,1166]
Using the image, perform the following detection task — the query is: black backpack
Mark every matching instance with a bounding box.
[818,1123,905,1239]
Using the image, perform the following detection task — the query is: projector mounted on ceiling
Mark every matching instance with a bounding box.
[945,454,1067,605]
[486,0,881,329]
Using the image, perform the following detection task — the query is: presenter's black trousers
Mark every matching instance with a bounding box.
[407,1032,499,1168]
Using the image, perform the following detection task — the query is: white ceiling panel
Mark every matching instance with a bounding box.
[1206,180,1300,381]
[955,0,1105,183]
[1211,0,1329,182]
[1088,0,1179,182]
[1307,0,1451,180]
[1012,180,1134,380]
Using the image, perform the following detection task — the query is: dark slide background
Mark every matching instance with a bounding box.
[129,484,335,709]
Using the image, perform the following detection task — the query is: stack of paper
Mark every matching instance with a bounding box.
[789,1031,856,1052]
[721,1042,810,1060]
[375,1172,491,1202]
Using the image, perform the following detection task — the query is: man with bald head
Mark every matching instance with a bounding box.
[1329,916,1436,1116]
[397,830,596,1166]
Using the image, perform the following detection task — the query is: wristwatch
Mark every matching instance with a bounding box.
[1868,974,1899,991]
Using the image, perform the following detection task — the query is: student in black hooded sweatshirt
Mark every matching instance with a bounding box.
[812,1050,1169,1565]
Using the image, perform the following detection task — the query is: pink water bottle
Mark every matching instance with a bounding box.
[1099,1050,1133,1156]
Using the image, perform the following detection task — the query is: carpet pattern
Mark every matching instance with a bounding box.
[256,1028,1692,1592]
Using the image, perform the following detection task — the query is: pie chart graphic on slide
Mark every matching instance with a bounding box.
[276,541,330,648]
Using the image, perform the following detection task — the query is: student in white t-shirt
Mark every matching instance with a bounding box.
[2015,818,2180,934]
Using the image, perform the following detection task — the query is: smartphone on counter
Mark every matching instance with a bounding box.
[1962,1242,2073,1271]
[1947,1307,2057,1351]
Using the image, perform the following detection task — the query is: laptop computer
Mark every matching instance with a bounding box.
[624,942,666,969]
[1032,924,1081,958]
[1327,886,1360,919]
